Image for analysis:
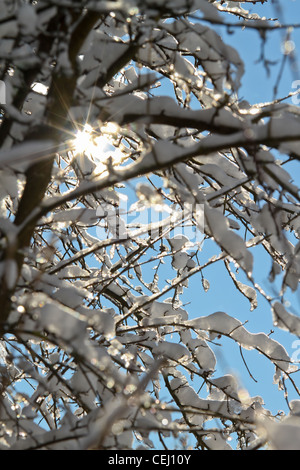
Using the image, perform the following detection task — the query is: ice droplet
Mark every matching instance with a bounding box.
[202,278,210,292]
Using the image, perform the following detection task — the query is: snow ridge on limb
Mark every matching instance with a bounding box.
[188,311,297,376]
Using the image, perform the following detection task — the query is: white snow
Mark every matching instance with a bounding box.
[188,311,297,374]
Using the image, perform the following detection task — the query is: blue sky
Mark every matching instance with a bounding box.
[228,0,300,104]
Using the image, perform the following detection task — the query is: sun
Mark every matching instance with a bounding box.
[72,122,124,174]
[73,124,96,156]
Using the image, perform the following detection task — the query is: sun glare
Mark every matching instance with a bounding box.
[72,123,124,175]
[73,124,95,155]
